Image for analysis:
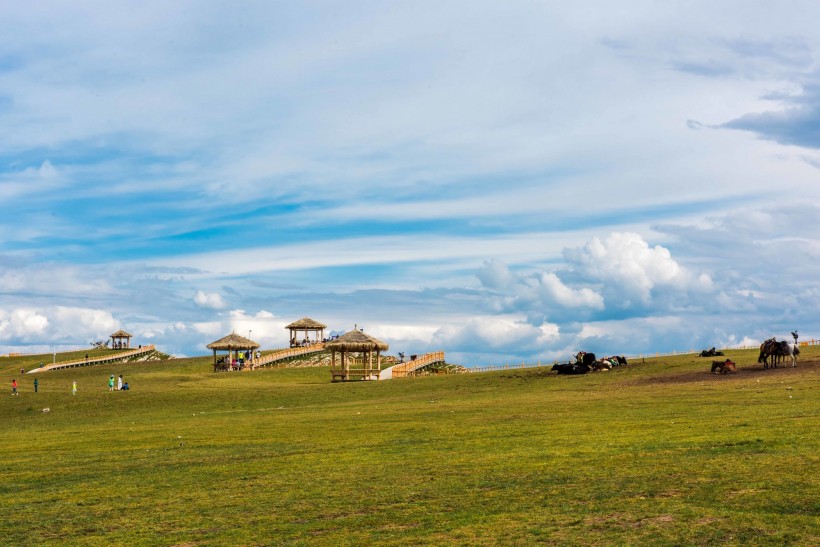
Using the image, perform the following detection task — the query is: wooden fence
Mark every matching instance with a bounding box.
[469,361,549,373]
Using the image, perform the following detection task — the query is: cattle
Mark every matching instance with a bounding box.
[576,352,597,366]
[592,360,612,371]
[552,362,591,375]
[711,359,736,374]
[700,347,724,357]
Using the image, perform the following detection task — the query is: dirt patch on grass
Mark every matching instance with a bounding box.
[633,357,819,386]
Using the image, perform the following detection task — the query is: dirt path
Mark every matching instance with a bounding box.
[634,356,819,386]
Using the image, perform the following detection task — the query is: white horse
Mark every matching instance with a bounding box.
[777,331,800,368]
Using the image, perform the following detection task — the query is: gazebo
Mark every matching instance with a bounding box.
[325,329,389,382]
[286,317,327,347]
[206,332,260,371]
[110,330,133,349]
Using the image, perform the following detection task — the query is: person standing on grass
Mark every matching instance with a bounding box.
[108,375,115,392]
[72,381,77,395]
[34,378,38,393]
[12,379,18,396]
[118,375,123,391]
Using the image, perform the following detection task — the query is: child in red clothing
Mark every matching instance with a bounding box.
[12,379,18,395]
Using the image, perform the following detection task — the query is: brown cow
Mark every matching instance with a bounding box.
[711,359,736,374]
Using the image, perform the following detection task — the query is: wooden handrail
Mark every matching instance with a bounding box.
[254,343,325,368]
[28,345,157,373]
[389,351,446,378]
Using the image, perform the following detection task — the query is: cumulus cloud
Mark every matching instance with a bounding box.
[0,306,118,345]
[432,316,560,359]
[477,262,604,319]
[193,290,226,309]
[563,232,713,309]
[479,232,712,323]
[477,259,516,290]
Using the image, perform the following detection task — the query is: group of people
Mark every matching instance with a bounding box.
[10,374,130,396]
[289,335,340,348]
[11,378,37,395]
[108,374,129,391]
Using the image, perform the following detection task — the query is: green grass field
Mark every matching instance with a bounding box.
[2,347,818,545]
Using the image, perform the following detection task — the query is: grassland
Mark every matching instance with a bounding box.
[1,347,818,545]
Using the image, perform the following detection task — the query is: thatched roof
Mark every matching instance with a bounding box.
[207,332,260,351]
[286,317,327,329]
[110,330,133,338]
[324,330,388,352]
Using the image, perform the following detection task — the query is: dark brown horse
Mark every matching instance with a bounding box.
[757,338,778,369]
[711,359,736,374]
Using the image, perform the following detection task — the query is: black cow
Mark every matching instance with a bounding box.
[700,347,724,357]
[575,351,597,366]
[552,362,591,375]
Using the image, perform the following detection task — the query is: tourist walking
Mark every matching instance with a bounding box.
[117,375,123,391]
[34,378,38,393]
[72,381,77,395]
[108,375,115,391]
[12,379,18,396]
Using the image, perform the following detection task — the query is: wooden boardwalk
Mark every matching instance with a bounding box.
[382,351,446,379]
[253,343,326,369]
[27,345,158,374]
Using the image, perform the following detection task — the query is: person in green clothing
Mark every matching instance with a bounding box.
[108,375,115,392]
[72,381,77,395]
[34,378,38,393]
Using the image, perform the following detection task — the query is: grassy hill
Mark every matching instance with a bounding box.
[1,347,818,545]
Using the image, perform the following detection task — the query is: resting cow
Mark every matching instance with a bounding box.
[552,362,591,375]
[700,347,724,357]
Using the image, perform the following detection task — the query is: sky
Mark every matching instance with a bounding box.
[1,1,819,366]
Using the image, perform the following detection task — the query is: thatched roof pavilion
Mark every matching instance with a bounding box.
[207,332,260,371]
[286,317,327,347]
[110,330,133,349]
[325,329,389,382]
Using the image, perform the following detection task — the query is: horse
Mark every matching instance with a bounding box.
[776,332,800,367]
[758,332,799,368]
[711,359,736,374]
[757,337,778,369]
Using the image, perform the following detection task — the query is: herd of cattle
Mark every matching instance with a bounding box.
[554,333,801,376]
[551,352,628,375]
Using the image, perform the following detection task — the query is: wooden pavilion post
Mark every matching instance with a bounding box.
[343,350,348,381]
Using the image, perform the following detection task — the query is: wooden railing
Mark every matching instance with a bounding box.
[329,368,381,382]
[387,351,446,378]
[27,345,157,373]
[253,343,325,368]
[469,361,550,373]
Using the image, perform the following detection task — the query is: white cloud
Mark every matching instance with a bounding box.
[564,232,713,308]
[0,306,117,345]
[193,290,226,309]
[530,272,605,309]
[433,315,560,354]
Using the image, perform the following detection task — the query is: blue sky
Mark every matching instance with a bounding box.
[1,1,819,365]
